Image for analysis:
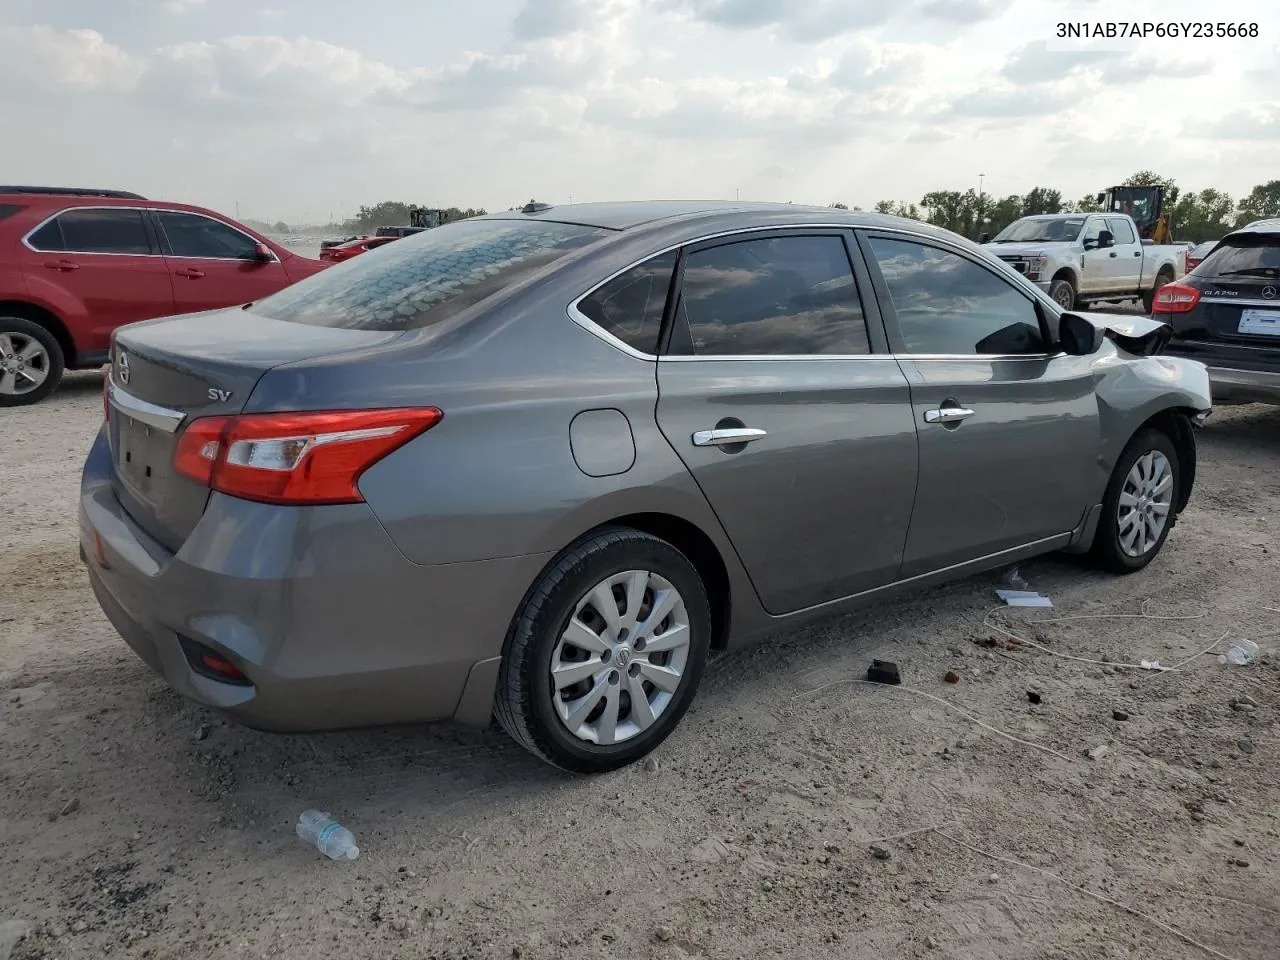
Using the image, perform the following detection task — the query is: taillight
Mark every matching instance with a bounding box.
[173,408,442,505]
[1151,281,1201,315]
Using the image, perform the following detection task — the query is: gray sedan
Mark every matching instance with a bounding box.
[81,202,1211,772]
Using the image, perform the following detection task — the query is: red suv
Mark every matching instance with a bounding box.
[0,186,328,406]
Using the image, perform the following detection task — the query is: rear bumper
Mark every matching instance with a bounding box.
[1203,365,1280,405]
[79,427,551,732]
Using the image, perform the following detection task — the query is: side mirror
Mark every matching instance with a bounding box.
[1058,312,1103,356]
[978,232,990,244]
[1097,230,1114,248]
[252,242,274,262]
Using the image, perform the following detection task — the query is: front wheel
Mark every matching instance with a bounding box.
[1049,278,1076,311]
[0,316,64,407]
[1090,428,1180,573]
[494,528,711,773]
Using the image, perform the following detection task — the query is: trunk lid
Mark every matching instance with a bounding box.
[107,307,404,551]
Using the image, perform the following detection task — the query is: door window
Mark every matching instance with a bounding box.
[1108,218,1137,245]
[866,236,1046,356]
[670,235,870,356]
[577,251,677,354]
[27,208,152,255]
[155,211,260,260]
[1081,218,1107,248]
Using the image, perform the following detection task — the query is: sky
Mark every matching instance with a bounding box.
[2,0,1277,225]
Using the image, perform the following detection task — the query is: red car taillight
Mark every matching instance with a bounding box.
[1151,281,1201,315]
[173,408,443,505]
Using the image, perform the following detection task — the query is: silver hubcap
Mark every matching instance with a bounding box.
[0,331,50,396]
[551,569,691,746]
[1117,450,1174,557]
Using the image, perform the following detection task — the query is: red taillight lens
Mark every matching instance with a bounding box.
[172,408,442,505]
[1151,281,1201,315]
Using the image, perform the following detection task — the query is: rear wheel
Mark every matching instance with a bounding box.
[1090,428,1179,573]
[495,528,711,773]
[0,316,63,407]
[1142,269,1175,314]
[1049,278,1076,311]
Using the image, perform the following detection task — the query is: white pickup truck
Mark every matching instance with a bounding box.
[984,213,1184,313]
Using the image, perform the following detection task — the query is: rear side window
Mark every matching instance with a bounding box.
[670,235,870,356]
[577,251,676,354]
[1199,236,1280,277]
[26,208,152,255]
[156,211,259,260]
[254,218,609,331]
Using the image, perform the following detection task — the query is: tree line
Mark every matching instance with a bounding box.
[835,173,1280,244]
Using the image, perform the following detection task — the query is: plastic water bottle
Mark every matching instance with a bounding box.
[297,810,359,860]
[1219,639,1259,666]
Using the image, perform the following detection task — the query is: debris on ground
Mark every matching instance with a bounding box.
[297,810,360,861]
[1112,710,1130,722]
[1220,639,1259,666]
[654,926,673,942]
[1027,690,1043,704]
[193,724,211,741]
[0,918,30,960]
[866,660,901,685]
[996,590,1052,608]
[1237,739,1256,755]
[643,757,659,773]
[1139,660,1164,671]
[1085,745,1111,761]
[870,843,892,860]
[943,670,961,684]
[1003,566,1028,590]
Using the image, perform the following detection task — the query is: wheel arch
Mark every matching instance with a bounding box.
[1140,406,1197,514]
[0,300,75,367]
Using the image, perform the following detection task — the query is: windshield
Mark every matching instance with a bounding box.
[1197,237,1280,278]
[254,218,610,330]
[991,218,1085,243]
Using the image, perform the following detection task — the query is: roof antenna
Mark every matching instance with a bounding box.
[522,199,552,214]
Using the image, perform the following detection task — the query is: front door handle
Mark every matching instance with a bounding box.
[174,268,206,279]
[1133,251,1142,257]
[692,427,767,447]
[923,407,975,425]
[1109,251,1118,257]
[44,259,79,272]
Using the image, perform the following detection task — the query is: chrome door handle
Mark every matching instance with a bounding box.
[923,407,975,424]
[692,427,767,447]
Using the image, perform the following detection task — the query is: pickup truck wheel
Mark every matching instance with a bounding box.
[1142,269,1174,314]
[0,316,64,407]
[1049,278,1075,311]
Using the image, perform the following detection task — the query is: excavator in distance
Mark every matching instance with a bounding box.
[1096,185,1174,244]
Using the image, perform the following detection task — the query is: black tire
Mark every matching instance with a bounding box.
[1090,428,1180,574]
[1142,269,1175,314]
[1049,278,1076,311]
[0,314,64,407]
[494,527,712,773]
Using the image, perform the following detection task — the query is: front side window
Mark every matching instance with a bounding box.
[577,251,676,354]
[27,208,152,255]
[253,218,609,331]
[867,236,1046,356]
[671,235,870,356]
[157,211,259,260]
[1082,218,1107,248]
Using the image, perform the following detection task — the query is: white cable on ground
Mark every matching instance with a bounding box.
[935,831,1243,960]
[981,603,1225,672]
[791,678,1074,764]
[1132,631,1231,685]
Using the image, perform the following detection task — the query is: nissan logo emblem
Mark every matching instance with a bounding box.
[1263,286,1277,300]
[117,351,131,385]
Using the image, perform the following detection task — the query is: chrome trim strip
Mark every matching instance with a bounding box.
[1199,296,1280,308]
[107,381,185,434]
[566,221,1060,361]
[21,204,281,263]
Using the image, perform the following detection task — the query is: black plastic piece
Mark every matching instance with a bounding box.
[866,659,901,685]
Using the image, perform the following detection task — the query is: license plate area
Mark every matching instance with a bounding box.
[114,412,174,504]
[1238,308,1280,336]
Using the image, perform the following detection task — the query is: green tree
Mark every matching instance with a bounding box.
[1022,187,1063,215]
[1071,194,1102,213]
[1123,170,1180,204]
[1236,180,1280,226]
[272,220,290,234]
[830,201,849,209]
[986,194,1025,235]
[1170,189,1234,242]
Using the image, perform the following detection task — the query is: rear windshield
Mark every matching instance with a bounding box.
[254,218,610,330]
[1198,236,1280,278]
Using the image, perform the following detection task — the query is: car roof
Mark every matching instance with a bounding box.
[1234,218,1280,235]
[0,185,146,200]
[474,199,965,243]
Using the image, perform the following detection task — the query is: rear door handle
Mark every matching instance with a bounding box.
[174,268,206,279]
[43,259,79,271]
[923,407,975,424]
[692,427,767,447]
[1109,251,1118,257]
[1133,251,1142,257]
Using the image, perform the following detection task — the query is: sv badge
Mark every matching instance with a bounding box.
[207,388,233,403]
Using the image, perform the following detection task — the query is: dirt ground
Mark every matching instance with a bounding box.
[1,369,1277,960]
